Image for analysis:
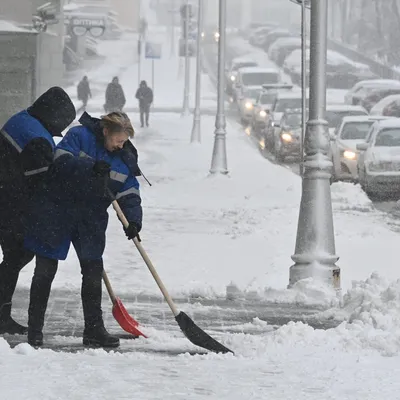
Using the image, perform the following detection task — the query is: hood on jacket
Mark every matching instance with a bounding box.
[27,87,76,137]
[79,111,104,143]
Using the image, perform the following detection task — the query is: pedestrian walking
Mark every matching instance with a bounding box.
[24,111,143,348]
[77,76,92,113]
[0,87,76,334]
[135,80,153,127]
[104,77,126,113]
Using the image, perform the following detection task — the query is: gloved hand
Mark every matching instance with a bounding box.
[124,222,141,241]
[93,160,111,177]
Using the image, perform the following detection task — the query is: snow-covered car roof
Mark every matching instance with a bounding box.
[354,79,400,89]
[238,66,279,74]
[276,91,304,100]
[374,118,400,129]
[340,115,392,123]
[326,104,367,113]
[231,56,257,64]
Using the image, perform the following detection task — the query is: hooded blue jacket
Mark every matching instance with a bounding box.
[24,112,143,261]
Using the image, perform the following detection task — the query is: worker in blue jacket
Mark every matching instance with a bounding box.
[24,111,143,348]
[0,87,76,335]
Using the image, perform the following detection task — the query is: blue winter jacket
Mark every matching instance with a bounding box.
[24,112,143,261]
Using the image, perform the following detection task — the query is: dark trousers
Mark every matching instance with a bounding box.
[77,98,88,114]
[28,256,104,333]
[0,233,34,319]
[140,105,150,126]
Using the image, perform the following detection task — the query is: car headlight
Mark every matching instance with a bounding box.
[281,132,292,142]
[368,162,385,172]
[230,75,236,82]
[201,32,205,38]
[245,102,253,110]
[259,110,267,118]
[343,150,356,160]
[214,31,220,39]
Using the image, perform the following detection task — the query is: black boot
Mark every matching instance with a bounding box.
[80,259,119,348]
[27,256,58,347]
[83,323,120,348]
[27,329,43,347]
[0,303,27,334]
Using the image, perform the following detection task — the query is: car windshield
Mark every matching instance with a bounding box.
[260,93,276,104]
[244,89,261,99]
[375,128,400,146]
[340,122,374,140]
[285,113,302,128]
[325,110,367,129]
[275,98,303,112]
[232,62,257,71]
[242,72,279,86]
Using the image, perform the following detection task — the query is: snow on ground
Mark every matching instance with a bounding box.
[16,111,400,307]
[3,24,400,400]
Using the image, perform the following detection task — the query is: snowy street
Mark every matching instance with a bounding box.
[2,3,400,399]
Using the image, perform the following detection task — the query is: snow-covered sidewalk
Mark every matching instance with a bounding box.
[4,114,400,399]
[2,19,400,399]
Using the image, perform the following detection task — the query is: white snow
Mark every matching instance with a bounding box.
[2,18,400,400]
[0,20,33,33]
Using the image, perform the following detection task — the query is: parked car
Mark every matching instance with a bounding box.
[325,104,369,135]
[237,87,263,125]
[370,94,400,116]
[330,116,391,181]
[268,37,309,67]
[285,50,376,89]
[233,66,281,100]
[261,29,295,52]
[249,26,274,47]
[274,110,303,162]
[361,88,400,112]
[356,118,400,197]
[251,84,294,133]
[344,80,400,106]
[262,90,308,151]
[225,57,258,97]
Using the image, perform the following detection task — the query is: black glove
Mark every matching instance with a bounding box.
[124,222,141,241]
[93,160,111,177]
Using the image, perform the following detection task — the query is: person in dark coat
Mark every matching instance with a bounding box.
[104,77,126,113]
[135,80,153,127]
[0,87,76,335]
[24,111,143,348]
[77,76,92,112]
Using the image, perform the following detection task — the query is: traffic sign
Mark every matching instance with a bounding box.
[145,42,162,59]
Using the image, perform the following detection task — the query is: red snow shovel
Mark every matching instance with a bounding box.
[111,200,233,354]
[102,270,147,338]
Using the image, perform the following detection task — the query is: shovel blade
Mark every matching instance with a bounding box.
[175,312,233,354]
[112,297,148,338]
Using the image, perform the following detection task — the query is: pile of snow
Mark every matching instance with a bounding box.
[0,20,31,33]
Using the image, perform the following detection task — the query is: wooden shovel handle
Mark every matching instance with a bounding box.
[111,200,179,317]
[102,270,117,305]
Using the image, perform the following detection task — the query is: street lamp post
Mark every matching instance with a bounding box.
[138,0,142,86]
[170,0,176,57]
[289,0,310,177]
[210,0,228,174]
[181,0,191,117]
[289,0,340,289]
[190,0,203,143]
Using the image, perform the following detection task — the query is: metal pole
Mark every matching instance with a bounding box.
[138,0,142,86]
[210,0,228,174]
[170,0,175,57]
[300,0,307,177]
[190,0,203,143]
[152,59,155,104]
[181,0,191,116]
[289,0,340,289]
